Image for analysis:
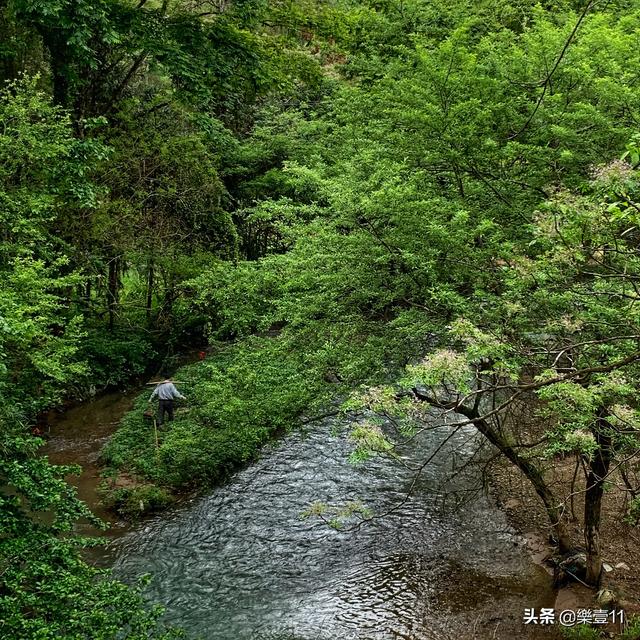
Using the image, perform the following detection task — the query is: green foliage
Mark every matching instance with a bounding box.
[560,615,640,640]
[0,77,182,639]
[621,615,640,639]
[0,77,98,416]
[187,215,438,380]
[561,625,605,640]
[100,103,237,256]
[348,420,395,463]
[0,415,183,639]
[625,496,640,526]
[2,0,348,351]
[622,133,640,166]
[403,350,473,394]
[6,0,640,632]
[75,330,157,395]
[102,338,333,494]
[100,484,174,520]
[300,499,373,529]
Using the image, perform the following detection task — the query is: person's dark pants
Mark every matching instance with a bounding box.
[158,399,174,426]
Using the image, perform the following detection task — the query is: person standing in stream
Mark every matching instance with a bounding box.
[148,379,186,426]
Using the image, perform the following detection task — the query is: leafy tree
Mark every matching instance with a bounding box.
[0,77,183,639]
[179,2,640,590]
[0,76,102,414]
[0,422,183,639]
[6,0,640,633]
[346,157,640,586]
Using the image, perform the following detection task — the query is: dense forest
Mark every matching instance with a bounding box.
[2,0,640,637]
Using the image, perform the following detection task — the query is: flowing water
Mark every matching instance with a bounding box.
[44,396,561,640]
[43,390,139,533]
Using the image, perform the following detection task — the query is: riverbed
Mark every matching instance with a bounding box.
[44,396,559,639]
[43,390,139,533]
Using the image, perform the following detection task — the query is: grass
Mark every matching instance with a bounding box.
[99,337,332,517]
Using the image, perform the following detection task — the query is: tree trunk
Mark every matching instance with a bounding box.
[473,414,573,554]
[146,259,154,326]
[39,31,71,107]
[107,257,120,331]
[411,388,573,554]
[584,408,613,585]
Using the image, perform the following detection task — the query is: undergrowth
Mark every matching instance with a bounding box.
[100,337,333,516]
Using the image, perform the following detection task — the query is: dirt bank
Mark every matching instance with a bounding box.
[489,454,640,634]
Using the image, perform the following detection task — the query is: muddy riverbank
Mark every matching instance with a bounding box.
[490,453,640,629]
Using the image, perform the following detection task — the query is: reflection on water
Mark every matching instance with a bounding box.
[94,418,558,639]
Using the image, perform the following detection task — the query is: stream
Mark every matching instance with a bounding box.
[44,394,559,640]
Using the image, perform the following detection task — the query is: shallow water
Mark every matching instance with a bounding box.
[43,390,138,530]
[85,415,559,639]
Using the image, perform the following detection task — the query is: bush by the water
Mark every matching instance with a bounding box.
[99,483,174,519]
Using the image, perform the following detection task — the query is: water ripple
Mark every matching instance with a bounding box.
[105,420,555,639]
